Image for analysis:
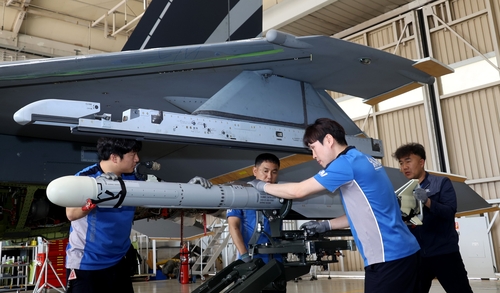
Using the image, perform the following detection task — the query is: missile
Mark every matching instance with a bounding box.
[47,175,284,209]
[46,176,345,219]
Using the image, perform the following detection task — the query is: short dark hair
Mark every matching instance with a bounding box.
[392,143,426,161]
[303,118,347,147]
[97,137,142,161]
[255,153,280,168]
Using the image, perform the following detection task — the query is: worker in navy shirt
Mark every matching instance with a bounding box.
[393,142,472,293]
[66,137,212,293]
[250,118,420,293]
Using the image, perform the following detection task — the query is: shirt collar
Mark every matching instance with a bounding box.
[324,146,356,169]
[336,145,356,159]
[420,171,430,188]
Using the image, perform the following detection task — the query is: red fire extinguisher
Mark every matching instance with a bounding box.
[180,244,190,284]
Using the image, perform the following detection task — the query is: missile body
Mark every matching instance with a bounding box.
[47,175,284,209]
[46,176,344,218]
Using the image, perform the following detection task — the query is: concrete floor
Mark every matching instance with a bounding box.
[129,275,500,293]
[35,273,500,292]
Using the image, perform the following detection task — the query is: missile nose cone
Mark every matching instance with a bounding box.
[47,176,98,207]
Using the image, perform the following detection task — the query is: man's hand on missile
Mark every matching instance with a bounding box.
[99,172,119,180]
[300,220,331,236]
[248,179,268,194]
[84,171,118,211]
[413,187,428,204]
[82,198,96,212]
[187,176,213,188]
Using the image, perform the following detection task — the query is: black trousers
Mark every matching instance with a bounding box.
[66,258,133,293]
[364,252,418,293]
[416,251,473,293]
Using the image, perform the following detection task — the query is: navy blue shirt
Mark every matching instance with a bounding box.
[410,172,459,257]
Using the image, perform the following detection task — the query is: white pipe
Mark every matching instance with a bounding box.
[152,239,157,275]
[487,211,499,234]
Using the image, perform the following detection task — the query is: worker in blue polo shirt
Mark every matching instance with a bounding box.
[249,118,420,293]
[227,153,284,292]
[65,137,212,293]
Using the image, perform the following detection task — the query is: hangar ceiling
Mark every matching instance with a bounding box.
[0,0,427,60]
[263,0,418,36]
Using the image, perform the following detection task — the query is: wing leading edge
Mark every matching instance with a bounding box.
[0,30,452,98]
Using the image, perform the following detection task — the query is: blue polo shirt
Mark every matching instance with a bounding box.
[66,164,137,270]
[314,147,420,266]
[227,209,283,263]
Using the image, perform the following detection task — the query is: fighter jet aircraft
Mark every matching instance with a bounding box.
[0,0,485,242]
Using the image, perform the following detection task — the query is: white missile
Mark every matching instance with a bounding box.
[46,176,345,219]
[47,175,286,209]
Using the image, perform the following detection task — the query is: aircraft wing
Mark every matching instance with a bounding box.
[0,29,452,143]
[0,29,444,93]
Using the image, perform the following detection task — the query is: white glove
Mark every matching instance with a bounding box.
[247,179,268,194]
[99,172,119,180]
[187,176,212,188]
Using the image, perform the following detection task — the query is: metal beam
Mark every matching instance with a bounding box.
[91,0,127,27]
[333,0,436,39]
[90,0,148,38]
[0,32,106,57]
[423,6,500,73]
[111,12,144,37]
[11,11,26,35]
[11,0,31,36]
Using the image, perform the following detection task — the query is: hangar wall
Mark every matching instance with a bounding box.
[332,0,500,271]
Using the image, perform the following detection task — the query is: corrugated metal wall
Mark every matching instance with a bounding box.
[328,0,500,272]
[370,105,435,169]
[441,85,500,179]
[427,0,494,64]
